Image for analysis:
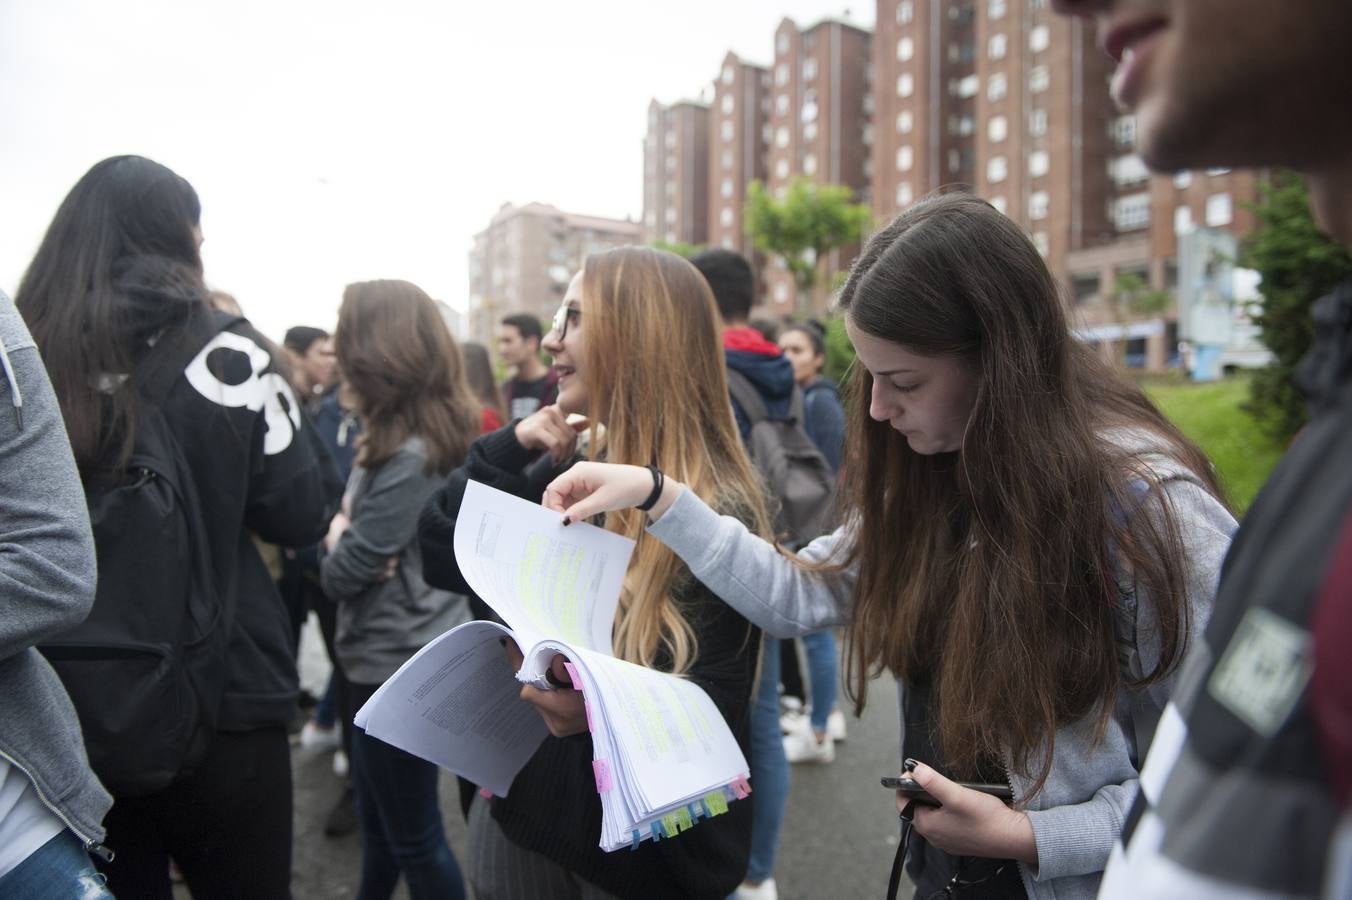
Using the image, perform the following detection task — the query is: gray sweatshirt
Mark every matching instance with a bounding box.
[322,436,469,685]
[648,435,1237,900]
[0,291,112,855]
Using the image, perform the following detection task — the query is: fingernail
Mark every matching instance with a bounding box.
[903,758,919,772]
[562,516,572,527]
[899,801,915,822]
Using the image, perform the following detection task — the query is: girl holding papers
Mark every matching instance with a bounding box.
[540,195,1238,900]
[417,247,772,899]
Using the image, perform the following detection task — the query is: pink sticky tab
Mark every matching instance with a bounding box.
[563,662,582,690]
[730,780,749,800]
[593,759,614,793]
[477,787,494,799]
[737,775,753,796]
[585,702,595,732]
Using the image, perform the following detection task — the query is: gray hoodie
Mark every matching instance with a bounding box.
[0,291,112,857]
[647,431,1237,900]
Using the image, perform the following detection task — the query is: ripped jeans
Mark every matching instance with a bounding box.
[0,830,115,899]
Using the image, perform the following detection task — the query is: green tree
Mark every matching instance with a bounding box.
[745,177,871,316]
[1105,271,1172,366]
[651,239,705,259]
[1239,172,1352,441]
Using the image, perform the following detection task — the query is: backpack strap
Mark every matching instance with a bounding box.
[133,310,245,404]
[787,385,806,425]
[726,369,768,425]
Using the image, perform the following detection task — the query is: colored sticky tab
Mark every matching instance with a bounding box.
[584,702,595,732]
[729,779,749,800]
[631,830,642,851]
[477,787,494,799]
[675,806,694,833]
[662,813,680,837]
[650,821,665,841]
[704,790,730,816]
[563,662,582,690]
[592,760,613,793]
[688,802,703,821]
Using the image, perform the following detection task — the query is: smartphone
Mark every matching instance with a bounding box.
[881,775,1014,808]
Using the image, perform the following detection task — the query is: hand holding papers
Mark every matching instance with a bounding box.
[355,480,751,852]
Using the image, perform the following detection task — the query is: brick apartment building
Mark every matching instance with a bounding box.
[641,100,711,248]
[466,202,640,343]
[706,52,771,304]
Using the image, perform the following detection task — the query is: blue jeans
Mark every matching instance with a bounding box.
[802,629,839,734]
[0,831,114,900]
[746,637,789,884]
[313,671,338,730]
[350,684,466,900]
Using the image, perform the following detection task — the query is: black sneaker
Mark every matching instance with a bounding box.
[324,786,357,837]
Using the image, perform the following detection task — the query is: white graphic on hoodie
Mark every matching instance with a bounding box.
[185,331,300,455]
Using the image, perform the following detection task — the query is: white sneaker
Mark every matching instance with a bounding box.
[300,720,341,752]
[779,696,807,735]
[783,727,835,764]
[734,877,778,900]
[826,707,848,743]
[332,749,349,777]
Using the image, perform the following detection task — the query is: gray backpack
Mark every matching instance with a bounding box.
[727,370,837,549]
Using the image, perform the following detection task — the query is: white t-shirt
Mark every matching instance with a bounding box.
[0,758,66,878]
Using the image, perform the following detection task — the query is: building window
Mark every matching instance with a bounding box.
[664,208,677,224]
[988,72,1007,101]
[721,236,734,249]
[777,32,790,55]
[990,195,1008,215]
[721,150,733,169]
[1029,66,1049,92]
[1029,25,1050,52]
[897,1,914,24]
[897,145,914,172]
[989,33,1007,59]
[896,182,914,207]
[958,74,980,98]
[722,65,736,85]
[775,63,789,86]
[804,153,818,175]
[762,124,773,144]
[1112,114,1136,146]
[988,115,1008,142]
[1113,192,1151,230]
[1174,171,1193,189]
[1174,205,1194,236]
[775,282,790,303]
[803,58,818,81]
[721,94,735,114]
[720,207,734,227]
[720,121,734,141]
[949,148,963,173]
[775,126,790,148]
[897,110,914,133]
[665,154,675,172]
[1029,190,1050,220]
[1029,150,1050,177]
[801,100,818,123]
[1110,154,1149,186]
[1206,192,1233,226]
[898,73,915,97]
[1033,232,1049,256]
[664,131,676,148]
[898,37,915,61]
[775,158,790,179]
[864,156,872,178]
[1206,167,1232,176]
[803,121,818,142]
[721,178,734,199]
[987,155,1008,183]
[989,0,1007,19]
[863,92,874,114]
[863,124,874,146]
[776,93,789,115]
[1030,108,1048,136]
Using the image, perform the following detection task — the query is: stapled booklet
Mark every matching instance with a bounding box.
[354,479,751,852]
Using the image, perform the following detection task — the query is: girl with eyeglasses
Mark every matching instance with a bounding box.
[540,194,1237,900]
[417,246,771,899]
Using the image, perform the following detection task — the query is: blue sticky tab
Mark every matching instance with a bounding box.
[630,830,642,851]
[688,802,703,821]
[650,821,665,841]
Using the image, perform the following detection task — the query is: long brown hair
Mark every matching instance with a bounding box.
[579,247,772,674]
[334,280,479,475]
[834,193,1226,795]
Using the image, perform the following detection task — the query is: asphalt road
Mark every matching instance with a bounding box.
[282,640,909,899]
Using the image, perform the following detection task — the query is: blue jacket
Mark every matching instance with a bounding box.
[802,376,845,473]
[725,348,795,442]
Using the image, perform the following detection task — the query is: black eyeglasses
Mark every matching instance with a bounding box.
[550,303,581,341]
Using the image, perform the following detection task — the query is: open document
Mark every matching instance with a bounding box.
[355,480,751,852]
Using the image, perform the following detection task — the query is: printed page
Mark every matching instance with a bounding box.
[453,480,634,655]
[355,620,550,796]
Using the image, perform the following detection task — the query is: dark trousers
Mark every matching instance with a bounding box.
[347,682,467,900]
[97,727,293,900]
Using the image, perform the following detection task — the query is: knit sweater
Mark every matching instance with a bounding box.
[418,424,758,899]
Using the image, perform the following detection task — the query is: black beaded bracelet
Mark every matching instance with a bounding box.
[635,464,665,512]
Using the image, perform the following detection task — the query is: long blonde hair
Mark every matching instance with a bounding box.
[580,247,771,674]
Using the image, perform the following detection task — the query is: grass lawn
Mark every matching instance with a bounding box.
[1142,375,1286,517]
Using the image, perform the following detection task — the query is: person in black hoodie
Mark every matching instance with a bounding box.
[15,155,341,899]
[418,247,771,899]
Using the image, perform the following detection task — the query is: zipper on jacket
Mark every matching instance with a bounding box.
[0,748,113,863]
[1001,761,1032,894]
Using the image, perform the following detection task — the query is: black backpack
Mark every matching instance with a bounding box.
[40,315,239,797]
[727,369,837,549]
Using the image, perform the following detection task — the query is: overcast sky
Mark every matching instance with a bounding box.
[0,0,874,341]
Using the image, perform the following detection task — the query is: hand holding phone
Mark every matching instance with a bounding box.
[881,775,1013,809]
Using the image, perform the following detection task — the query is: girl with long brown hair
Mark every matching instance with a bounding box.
[320,279,480,900]
[417,246,771,899]
[542,194,1237,900]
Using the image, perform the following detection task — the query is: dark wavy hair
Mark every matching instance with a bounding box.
[16,155,206,472]
[831,193,1227,795]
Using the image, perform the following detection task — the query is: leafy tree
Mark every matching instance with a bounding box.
[745,177,871,316]
[651,239,705,259]
[1239,172,1352,441]
[823,315,855,384]
[1105,271,1172,366]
